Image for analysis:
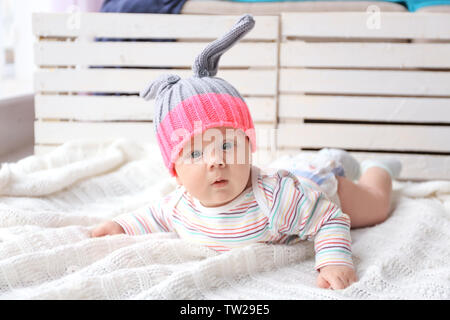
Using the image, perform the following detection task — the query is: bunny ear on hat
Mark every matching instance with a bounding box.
[140,74,181,101]
[137,14,257,176]
[140,14,255,101]
[192,14,255,78]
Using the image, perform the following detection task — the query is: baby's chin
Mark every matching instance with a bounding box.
[200,189,243,208]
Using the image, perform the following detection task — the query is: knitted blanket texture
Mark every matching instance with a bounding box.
[0,139,449,299]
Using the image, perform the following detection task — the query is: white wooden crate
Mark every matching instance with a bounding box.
[278,12,450,180]
[33,13,279,155]
[32,12,450,180]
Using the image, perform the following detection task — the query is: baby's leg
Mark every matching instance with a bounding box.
[337,167,393,228]
[313,149,401,228]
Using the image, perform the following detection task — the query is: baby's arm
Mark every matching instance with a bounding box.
[91,200,172,238]
[259,170,356,289]
[314,208,355,289]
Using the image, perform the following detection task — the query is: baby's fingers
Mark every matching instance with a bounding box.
[328,276,346,290]
[348,272,358,285]
[91,221,125,237]
[339,271,358,288]
[317,274,331,289]
[317,273,345,290]
[91,226,107,237]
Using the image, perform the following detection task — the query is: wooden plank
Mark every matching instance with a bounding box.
[247,97,277,123]
[34,69,277,96]
[281,12,450,40]
[35,95,153,121]
[35,94,276,122]
[279,95,450,123]
[35,141,278,161]
[279,69,450,96]
[281,42,450,69]
[349,152,450,181]
[34,121,274,147]
[254,123,278,151]
[271,150,450,181]
[34,121,156,144]
[32,13,279,40]
[276,123,450,152]
[33,143,450,180]
[35,42,277,67]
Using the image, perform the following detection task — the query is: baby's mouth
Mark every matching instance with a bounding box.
[212,179,228,187]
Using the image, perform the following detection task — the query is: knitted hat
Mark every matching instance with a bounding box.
[140,14,257,176]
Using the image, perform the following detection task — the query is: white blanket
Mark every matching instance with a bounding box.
[0,139,449,299]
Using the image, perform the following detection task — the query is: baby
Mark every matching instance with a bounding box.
[91,14,401,290]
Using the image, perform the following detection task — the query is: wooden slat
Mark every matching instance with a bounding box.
[247,98,277,123]
[281,12,450,40]
[35,95,276,122]
[34,69,277,96]
[276,123,450,152]
[349,152,450,181]
[34,121,156,144]
[281,42,450,69]
[35,141,279,160]
[280,69,450,96]
[32,13,279,40]
[279,95,450,123]
[254,123,277,151]
[33,144,449,180]
[35,121,275,148]
[270,150,450,181]
[35,95,152,121]
[35,42,277,67]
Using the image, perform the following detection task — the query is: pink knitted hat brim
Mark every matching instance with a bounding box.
[156,93,257,176]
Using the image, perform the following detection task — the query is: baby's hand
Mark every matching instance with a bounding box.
[91,221,125,237]
[317,265,357,290]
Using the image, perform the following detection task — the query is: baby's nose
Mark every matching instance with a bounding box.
[205,147,225,167]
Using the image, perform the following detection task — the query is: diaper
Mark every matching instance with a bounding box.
[267,152,344,207]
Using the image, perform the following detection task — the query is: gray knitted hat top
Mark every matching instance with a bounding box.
[139,14,257,176]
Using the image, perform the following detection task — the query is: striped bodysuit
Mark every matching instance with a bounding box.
[113,165,353,270]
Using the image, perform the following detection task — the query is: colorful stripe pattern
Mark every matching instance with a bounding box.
[113,168,353,270]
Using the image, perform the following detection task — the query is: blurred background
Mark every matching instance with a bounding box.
[0,0,103,163]
[1,0,449,174]
[0,0,103,97]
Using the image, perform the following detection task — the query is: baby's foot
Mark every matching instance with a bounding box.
[361,158,402,179]
[317,148,361,181]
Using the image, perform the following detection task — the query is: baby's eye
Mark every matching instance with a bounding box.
[190,150,202,159]
[222,141,234,151]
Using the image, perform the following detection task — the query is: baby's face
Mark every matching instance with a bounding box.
[174,127,252,208]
